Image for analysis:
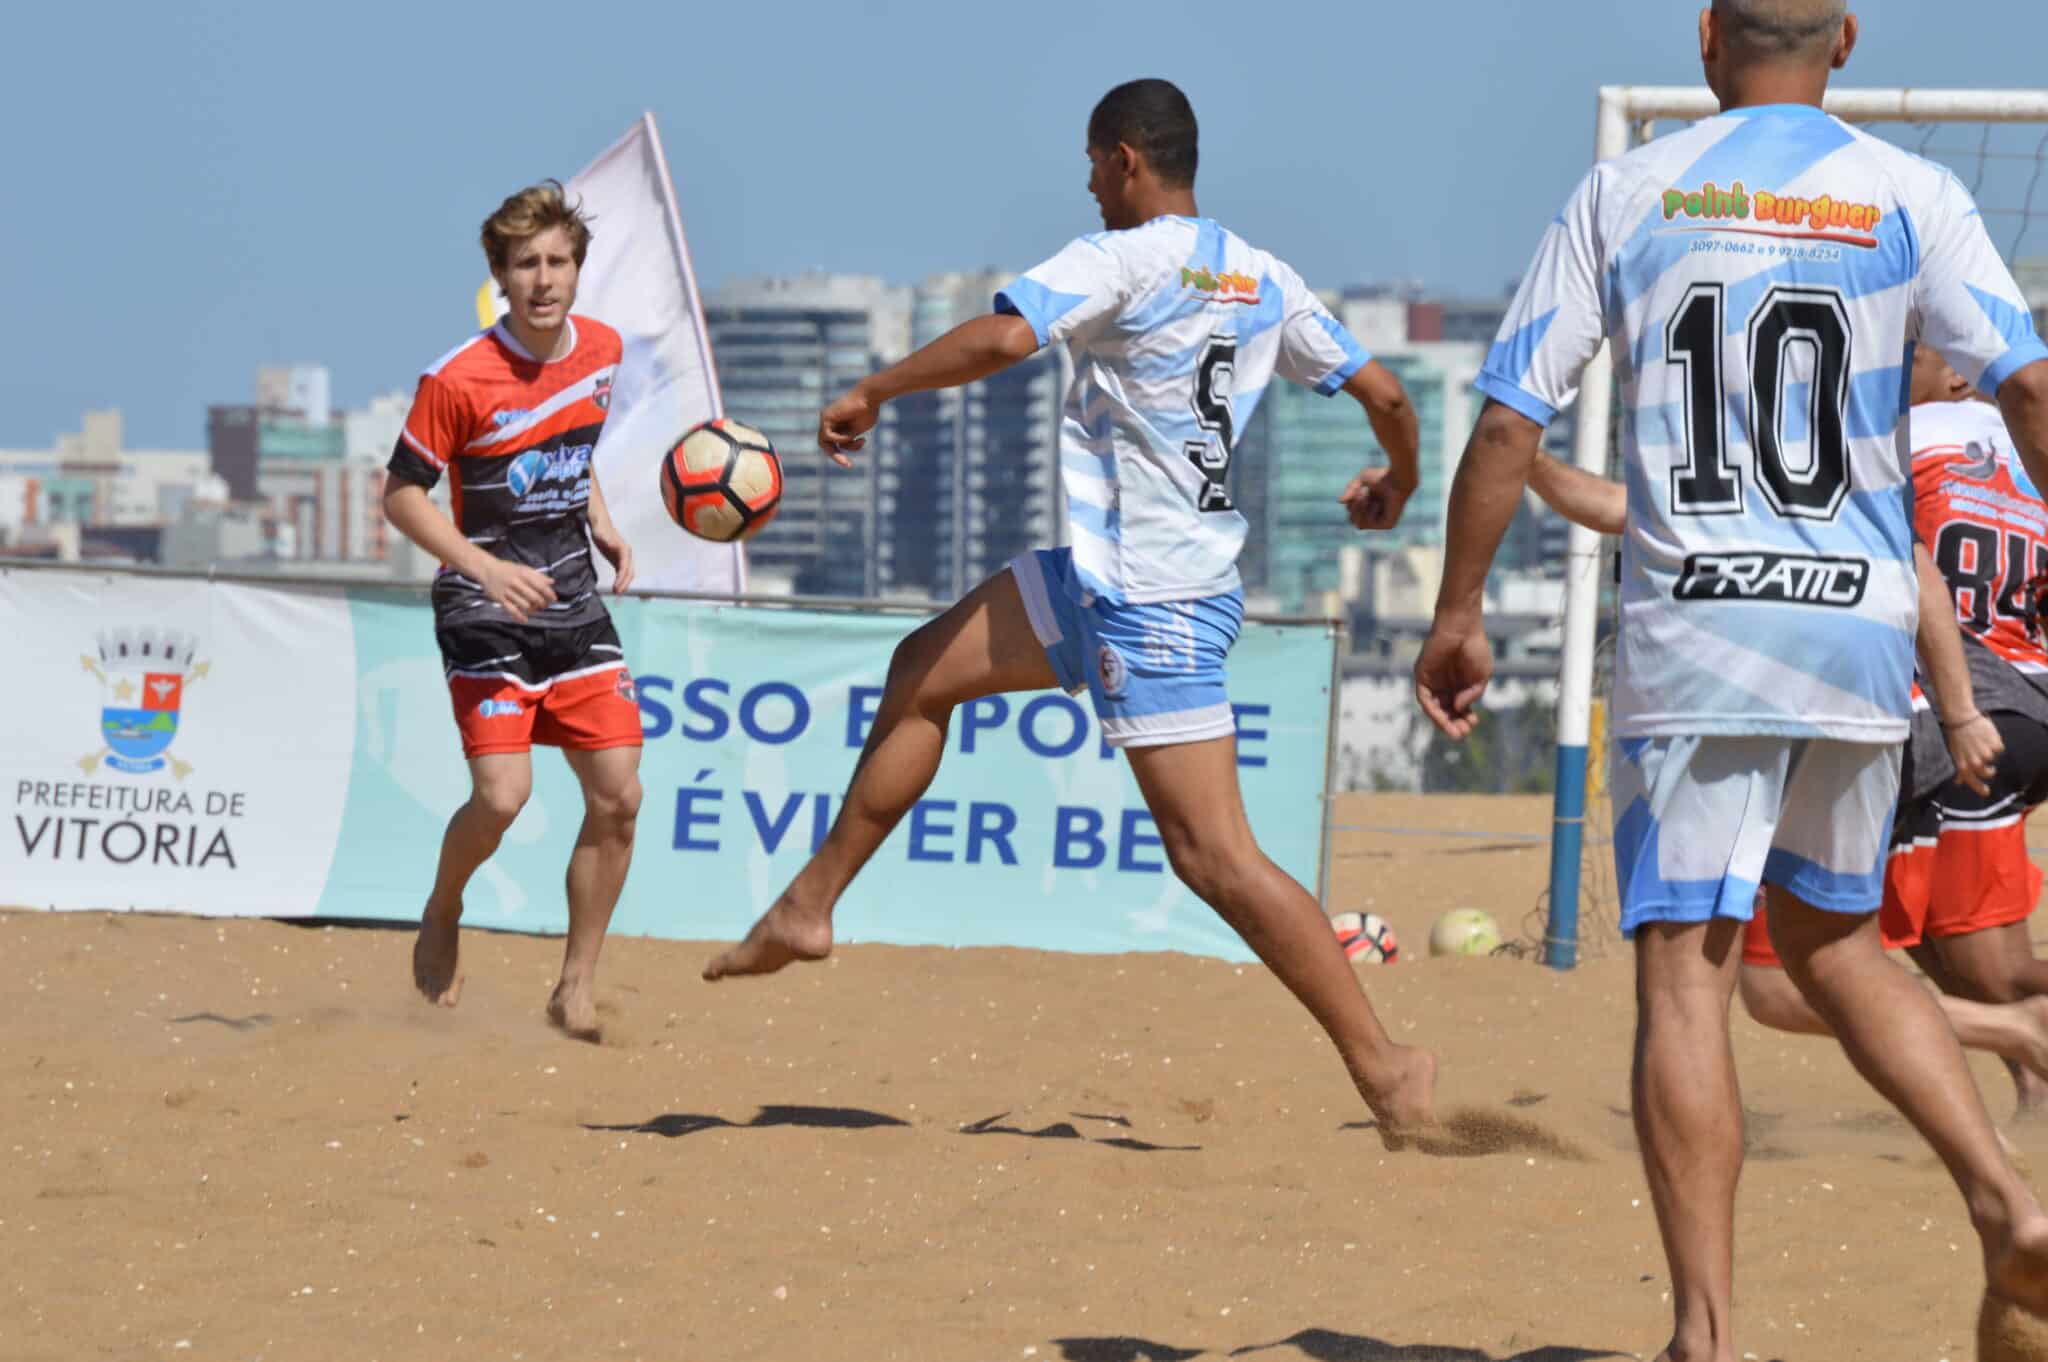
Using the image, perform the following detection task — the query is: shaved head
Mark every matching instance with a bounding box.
[1712,0,1849,60]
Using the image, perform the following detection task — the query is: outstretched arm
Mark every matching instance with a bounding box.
[817,313,1040,465]
[1913,543,1999,796]
[1528,451,1626,536]
[1336,361,1421,531]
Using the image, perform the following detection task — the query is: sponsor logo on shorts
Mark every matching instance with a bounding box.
[476,699,523,718]
[614,672,636,703]
[1097,643,1129,699]
[1674,551,1870,607]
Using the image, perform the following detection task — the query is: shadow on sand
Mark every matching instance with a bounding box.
[584,1104,909,1139]
[960,1110,1201,1153]
[1053,1328,1627,1362]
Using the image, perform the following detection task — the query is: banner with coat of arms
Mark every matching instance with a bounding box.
[2,565,1339,961]
[0,569,356,915]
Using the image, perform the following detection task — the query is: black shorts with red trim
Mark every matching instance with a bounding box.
[1885,711,2048,942]
[437,614,643,759]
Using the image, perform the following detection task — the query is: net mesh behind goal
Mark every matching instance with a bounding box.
[1537,94,2048,966]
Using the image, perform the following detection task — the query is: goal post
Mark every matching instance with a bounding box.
[1543,85,2048,971]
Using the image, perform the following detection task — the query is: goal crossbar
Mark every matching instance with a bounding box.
[1542,86,2048,969]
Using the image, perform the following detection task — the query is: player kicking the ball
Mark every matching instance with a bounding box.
[384,183,644,1042]
[705,79,1439,1139]
[1416,2,2048,1356]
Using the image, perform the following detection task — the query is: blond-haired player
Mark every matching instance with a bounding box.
[383,183,644,1042]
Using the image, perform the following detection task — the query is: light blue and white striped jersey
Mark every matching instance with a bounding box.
[997,216,1370,605]
[1481,104,2048,742]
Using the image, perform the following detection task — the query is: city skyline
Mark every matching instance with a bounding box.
[6,1,2046,447]
[0,269,1540,609]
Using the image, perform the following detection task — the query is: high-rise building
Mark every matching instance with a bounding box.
[881,271,1064,601]
[1404,292,1517,344]
[2018,257,2048,337]
[345,391,412,464]
[706,274,911,598]
[1237,341,1487,615]
[256,365,332,426]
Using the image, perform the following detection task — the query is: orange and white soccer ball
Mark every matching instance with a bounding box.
[1330,911,1399,964]
[660,418,783,542]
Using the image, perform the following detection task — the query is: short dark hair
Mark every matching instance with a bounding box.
[1088,79,1198,189]
[1712,0,1847,61]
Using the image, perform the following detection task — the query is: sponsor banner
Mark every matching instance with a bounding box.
[6,570,1337,961]
[1,569,355,915]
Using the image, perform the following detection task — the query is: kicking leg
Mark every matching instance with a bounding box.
[1743,959,2048,1090]
[1769,888,2048,1316]
[414,753,532,1007]
[1125,734,1437,1141]
[704,570,1056,980]
[549,745,643,1041]
[1634,919,1744,1362]
[1929,925,2048,1113]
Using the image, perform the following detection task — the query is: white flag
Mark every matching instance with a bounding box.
[479,113,741,593]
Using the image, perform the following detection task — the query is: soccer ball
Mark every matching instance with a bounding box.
[1331,911,1399,964]
[1429,908,1503,958]
[661,418,783,543]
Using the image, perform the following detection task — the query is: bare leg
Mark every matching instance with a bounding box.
[1633,919,1744,1362]
[548,745,643,1041]
[1742,960,2048,1088]
[1929,924,2048,1113]
[704,571,1056,980]
[1123,735,1437,1142]
[1738,961,1832,1037]
[1768,888,2048,1316]
[413,753,532,1008]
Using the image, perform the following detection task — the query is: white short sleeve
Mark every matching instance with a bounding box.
[1475,167,1611,426]
[1271,262,1372,396]
[1910,168,2048,396]
[994,236,1130,348]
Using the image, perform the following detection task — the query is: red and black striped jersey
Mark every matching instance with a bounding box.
[388,317,621,629]
[1912,399,2048,676]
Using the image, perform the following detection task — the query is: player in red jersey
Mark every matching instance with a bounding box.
[383,183,644,1042]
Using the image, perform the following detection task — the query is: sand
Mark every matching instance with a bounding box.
[5,792,2045,1362]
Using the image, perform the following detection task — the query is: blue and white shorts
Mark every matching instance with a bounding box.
[1009,548,1244,749]
[1611,735,1900,936]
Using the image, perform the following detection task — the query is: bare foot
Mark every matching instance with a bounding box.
[702,900,833,981]
[412,908,462,1008]
[1647,1344,1726,1362]
[2013,999,2048,1117]
[547,979,603,1044]
[1355,1044,1439,1151]
[1980,1292,2048,1362]
[1986,1207,2048,1320]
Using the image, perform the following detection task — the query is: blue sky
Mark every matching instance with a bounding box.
[5,1,2046,447]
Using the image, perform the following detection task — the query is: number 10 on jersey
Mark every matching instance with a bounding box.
[1667,283,1854,522]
